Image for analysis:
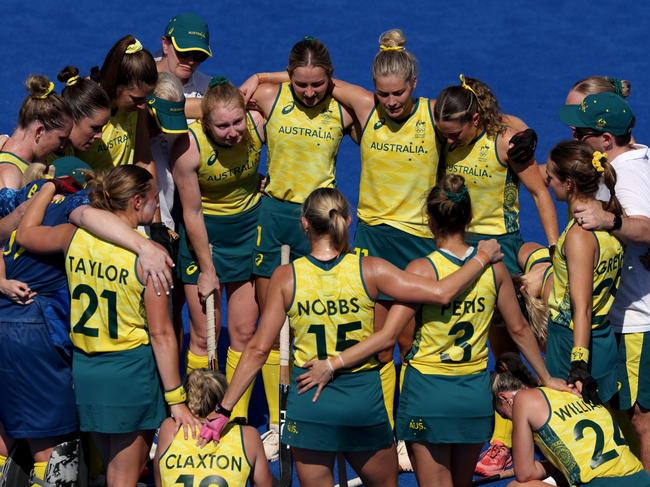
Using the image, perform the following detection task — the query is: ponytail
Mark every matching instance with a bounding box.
[302,188,350,254]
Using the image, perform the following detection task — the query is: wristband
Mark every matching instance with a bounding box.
[336,354,345,369]
[326,358,335,376]
[611,214,622,231]
[473,251,488,268]
[214,402,232,418]
[164,385,187,405]
[571,346,590,363]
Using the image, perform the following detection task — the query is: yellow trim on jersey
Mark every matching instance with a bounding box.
[288,253,378,372]
[78,110,137,173]
[534,387,643,485]
[264,82,344,203]
[66,228,148,353]
[406,248,498,375]
[444,132,519,235]
[524,247,551,274]
[548,219,624,330]
[158,423,252,487]
[358,98,441,237]
[190,114,262,216]
[0,151,29,174]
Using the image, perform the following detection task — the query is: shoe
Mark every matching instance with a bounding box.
[397,440,413,472]
[475,440,513,477]
[261,425,280,462]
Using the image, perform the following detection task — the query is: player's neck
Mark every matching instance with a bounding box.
[310,237,340,261]
[435,233,468,256]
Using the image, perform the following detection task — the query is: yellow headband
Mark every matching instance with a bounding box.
[33,81,55,99]
[380,45,405,52]
[592,151,607,173]
[65,75,80,87]
[459,74,479,99]
[125,39,143,55]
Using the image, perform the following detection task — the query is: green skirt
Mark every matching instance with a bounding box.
[283,366,393,452]
[73,345,166,433]
[396,365,492,444]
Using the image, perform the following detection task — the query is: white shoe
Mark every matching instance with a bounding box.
[262,425,280,462]
[397,440,413,472]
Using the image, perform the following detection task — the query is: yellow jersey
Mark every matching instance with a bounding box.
[190,114,263,216]
[264,82,344,203]
[523,247,551,274]
[66,228,148,353]
[158,423,252,487]
[548,220,624,330]
[534,387,643,485]
[0,151,29,174]
[288,253,378,372]
[359,99,441,238]
[444,132,519,235]
[78,110,137,173]
[406,248,497,375]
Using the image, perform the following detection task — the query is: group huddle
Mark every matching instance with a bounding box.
[0,10,649,487]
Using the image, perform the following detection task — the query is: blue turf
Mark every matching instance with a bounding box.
[4,1,650,485]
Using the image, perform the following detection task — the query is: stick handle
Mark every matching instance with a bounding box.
[279,245,291,379]
[206,244,217,370]
[472,469,515,485]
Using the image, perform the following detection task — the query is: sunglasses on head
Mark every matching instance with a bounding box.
[572,127,603,141]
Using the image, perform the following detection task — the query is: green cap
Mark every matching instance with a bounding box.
[165,13,212,57]
[52,157,93,185]
[147,95,188,134]
[559,92,634,136]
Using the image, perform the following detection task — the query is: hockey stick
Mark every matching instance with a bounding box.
[279,244,292,487]
[206,244,217,371]
[472,469,515,485]
[337,453,349,487]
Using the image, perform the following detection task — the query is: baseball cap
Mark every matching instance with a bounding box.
[164,13,212,57]
[147,95,188,134]
[559,92,634,136]
[52,156,93,185]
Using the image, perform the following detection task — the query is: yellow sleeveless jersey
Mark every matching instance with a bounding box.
[264,82,344,203]
[189,114,262,216]
[158,423,252,487]
[548,219,624,330]
[0,151,29,174]
[534,387,642,485]
[359,99,441,238]
[445,132,519,235]
[66,228,148,353]
[523,247,551,274]
[406,248,497,375]
[288,253,378,372]
[78,110,137,173]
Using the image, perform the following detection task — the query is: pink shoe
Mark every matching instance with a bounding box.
[475,441,513,477]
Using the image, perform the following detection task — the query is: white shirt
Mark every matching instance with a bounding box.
[607,144,650,333]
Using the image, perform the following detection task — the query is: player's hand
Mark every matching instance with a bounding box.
[541,376,579,396]
[170,403,201,440]
[567,360,601,404]
[240,74,260,106]
[573,199,611,231]
[477,239,503,264]
[198,269,220,304]
[296,359,334,402]
[140,240,174,296]
[198,413,229,447]
[0,278,37,304]
[507,128,537,165]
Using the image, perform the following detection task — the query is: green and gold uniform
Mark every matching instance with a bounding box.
[253,83,345,277]
[546,220,624,403]
[445,132,524,274]
[397,248,496,444]
[534,387,649,486]
[282,253,392,451]
[78,111,137,173]
[0,151,29,176]
[158,423,252,487]
[178,115,263,284]
[67,228,165,432]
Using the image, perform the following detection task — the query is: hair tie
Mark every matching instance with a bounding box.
[65,75,80,87]
[445,186,469,204]
[379,45,405,52]
[33,81,55,100]
[608,77,624,96]
[459,74,480,98]
[303,35,316,41]
[328,208,338,219]
[592,151,607,173]
[125,39,143,55]
[209,76,229,88]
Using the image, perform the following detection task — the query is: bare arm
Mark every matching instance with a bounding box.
[134,109,161,222]
[331,78,375,125]
[239,71,289,105]
[0,200,29,241]
[512,390,551,482]
[243,425,273,487]
[153,418,177,487]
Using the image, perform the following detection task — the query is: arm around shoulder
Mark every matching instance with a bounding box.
[242,425,273,487]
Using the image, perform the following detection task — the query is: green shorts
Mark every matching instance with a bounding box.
[582,470,650,486]
[353,222,437,301]
[178,202,260,284]
[73,345,166,433]
[252,196,311,278]
[283,366,393,452]
[396,365,492,444]
[614,331,650,411]
[545,322,618,403]
[465,230,524,275]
